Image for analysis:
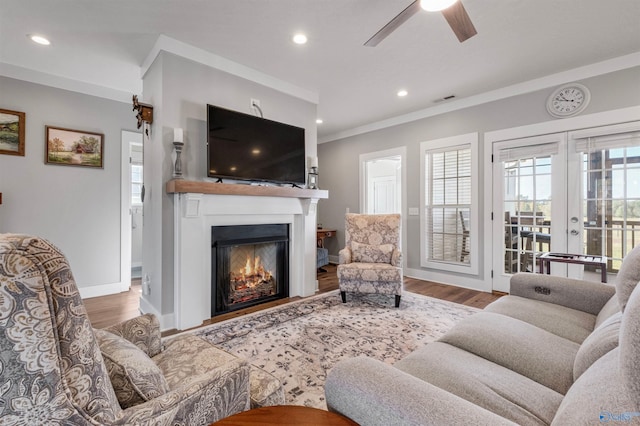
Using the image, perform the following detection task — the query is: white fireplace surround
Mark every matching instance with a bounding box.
[171,183,326,330]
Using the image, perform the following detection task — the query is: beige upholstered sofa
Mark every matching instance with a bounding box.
[337,213,403,307]
[326,244,640,425]
[0,234,283,425]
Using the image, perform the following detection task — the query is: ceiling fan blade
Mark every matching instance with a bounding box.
[441,1,477,42]
[364,0,421,47]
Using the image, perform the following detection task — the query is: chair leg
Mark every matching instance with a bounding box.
[395,295,401,308]
[340,291,346,303]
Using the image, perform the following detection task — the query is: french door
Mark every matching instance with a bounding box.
[492,122,640,292]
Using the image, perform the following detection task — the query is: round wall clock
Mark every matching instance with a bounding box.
[546,83,591,118]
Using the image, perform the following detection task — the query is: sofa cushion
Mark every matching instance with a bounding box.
[351,241,393,264]
[395,342,563,426]
[438,312,579,394]
[337,262,402,283]
[94,328,170,408]
[595,295,621,328]
[552,349,637,425]
[484,295,596,343]
[619,282,640,410]
[615,244,640,311]
[573,311,621,380]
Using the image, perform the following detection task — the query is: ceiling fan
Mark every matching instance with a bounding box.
[365,0,477,47]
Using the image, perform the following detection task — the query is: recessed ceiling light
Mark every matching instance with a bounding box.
[28,34,51,45]
[397,89,408,97]
[252,148,261,155]
[316,119,323,124]
[420,0,458,12]
[293,33,308,45]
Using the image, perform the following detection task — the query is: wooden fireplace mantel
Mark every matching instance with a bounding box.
[166,179,328,199]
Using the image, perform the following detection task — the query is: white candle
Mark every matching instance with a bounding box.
[309,156,318,168]
[174,128,183,143]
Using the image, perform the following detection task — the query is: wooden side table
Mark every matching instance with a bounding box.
[538,252,608,283]
[212,405,358,426]
[317,228,336,248]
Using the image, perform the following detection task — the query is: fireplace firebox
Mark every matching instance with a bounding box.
[211,224,289,317]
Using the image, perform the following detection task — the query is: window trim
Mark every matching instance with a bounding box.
[420,133,479,274]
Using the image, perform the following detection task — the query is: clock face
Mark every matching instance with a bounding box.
[546,83,590,118]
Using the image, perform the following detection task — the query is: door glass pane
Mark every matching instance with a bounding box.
[503,155,552,274]
[582,146,640,276]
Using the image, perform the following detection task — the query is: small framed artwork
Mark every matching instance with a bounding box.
[0,108,26,156]
[45,126,104,168]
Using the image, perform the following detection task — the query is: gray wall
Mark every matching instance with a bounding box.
[0,76,132,290]
[141,52,318,321]
[318,67,640,287]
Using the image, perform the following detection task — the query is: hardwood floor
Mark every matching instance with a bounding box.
[84,265,503,332]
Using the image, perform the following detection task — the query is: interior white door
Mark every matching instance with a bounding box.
[372,176,396,214]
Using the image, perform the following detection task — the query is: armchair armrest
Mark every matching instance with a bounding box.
[115,358,251,425]
[339,247,352,264]
[510,273,616,315]
[103,313,163,357]
[325,356,516,426]
[391,249,403,267]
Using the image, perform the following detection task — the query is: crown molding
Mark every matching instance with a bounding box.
[140,34,319,105]
[0,62,136,104]
[319,52,640,144]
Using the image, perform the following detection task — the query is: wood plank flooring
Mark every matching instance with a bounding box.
[84,264,503,332]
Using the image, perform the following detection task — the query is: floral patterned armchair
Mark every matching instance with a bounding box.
[337,214,403,307]
[0,234,283,425]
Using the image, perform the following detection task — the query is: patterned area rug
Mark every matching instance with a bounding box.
[194,290,478,409]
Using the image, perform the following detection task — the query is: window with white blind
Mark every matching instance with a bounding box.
[420,133,478,274]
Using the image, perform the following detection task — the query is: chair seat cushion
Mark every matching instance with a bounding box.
[395,342,563,426]
[154,334,238,389]
[94,328,171,409]
[351,241,393,264]
[485,295,596,343]
[337,262,402,282]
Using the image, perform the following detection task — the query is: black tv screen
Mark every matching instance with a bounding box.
[207,104,306,185]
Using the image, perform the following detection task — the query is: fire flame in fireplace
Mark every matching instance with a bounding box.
[232,256,273,289]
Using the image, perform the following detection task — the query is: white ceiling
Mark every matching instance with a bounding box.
[1,0,639,141]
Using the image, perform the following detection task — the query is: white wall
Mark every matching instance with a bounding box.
[0,76,133,294]
[318,66,640,291]
[141,52,318,324]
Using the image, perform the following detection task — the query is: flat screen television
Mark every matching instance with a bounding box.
[207,104,306,185]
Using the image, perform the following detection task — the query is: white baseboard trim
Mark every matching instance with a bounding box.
[139,296,175,331]
[79,281,125,299]
[329,255,339,264]
[404,267,491,293]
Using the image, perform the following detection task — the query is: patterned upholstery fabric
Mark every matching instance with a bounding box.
[104,313,163,357]
[351,241,394,264]
[337,214,403,305]
[95,328,171,408]
[0,233,252,425]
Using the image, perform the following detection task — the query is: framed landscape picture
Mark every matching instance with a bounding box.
[45,126,104,168]
[0,108,26,156]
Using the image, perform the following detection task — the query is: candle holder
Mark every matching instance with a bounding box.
[308,166,318,189]
[173,141,184,179]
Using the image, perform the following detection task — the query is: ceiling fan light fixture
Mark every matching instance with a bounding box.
[292,33,308,45]
[28,34,51,45]
[420,0,458,12]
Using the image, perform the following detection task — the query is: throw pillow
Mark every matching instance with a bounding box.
[94,328,171,409]
[351,241,394,264]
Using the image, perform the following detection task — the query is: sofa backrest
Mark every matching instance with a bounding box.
[554,281,640,424]
[344,213,401,248]
[619,278,640,411]
[0,234,122,424]
[615,244,640,312]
